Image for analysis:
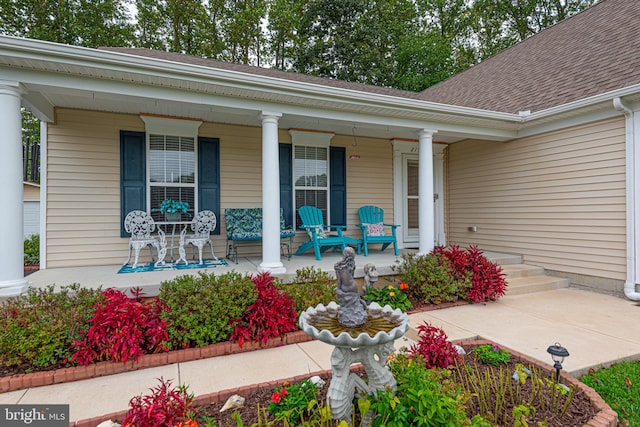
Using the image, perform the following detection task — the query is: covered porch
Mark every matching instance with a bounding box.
[0,36,523,296]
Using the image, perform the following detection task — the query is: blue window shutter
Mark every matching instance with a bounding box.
[279,143,293,228]
[330,146,346,226]
[198,137,221,234]
[120,131,146,237]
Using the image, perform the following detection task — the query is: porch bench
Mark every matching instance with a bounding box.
[224,208,295,263]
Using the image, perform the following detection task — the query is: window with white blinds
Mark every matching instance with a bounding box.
[294,145,328,227]
[149,134,195,222]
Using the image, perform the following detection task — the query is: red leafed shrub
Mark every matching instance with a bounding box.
[230,272,298,348]
[408,322,458,369]
[122,377,196,427]
[432,244,507,303]
[71,287,169,364]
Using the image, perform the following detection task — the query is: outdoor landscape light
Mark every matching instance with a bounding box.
[546,342,569,381]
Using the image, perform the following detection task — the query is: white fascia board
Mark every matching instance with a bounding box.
[0,36,521,124]
[514,84,640,139]
[290,108,517,140]
[524,83,640,122]
[11,67,518,140]
[516,108,622,139]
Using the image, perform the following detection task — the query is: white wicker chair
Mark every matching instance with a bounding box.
[176,210,218,265]
[123,210,167,268]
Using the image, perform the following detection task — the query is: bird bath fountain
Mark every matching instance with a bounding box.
[298,247,410,423]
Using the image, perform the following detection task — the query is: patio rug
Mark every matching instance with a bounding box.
[118,258,228,274]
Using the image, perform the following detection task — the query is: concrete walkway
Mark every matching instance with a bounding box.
[0,287,638,425]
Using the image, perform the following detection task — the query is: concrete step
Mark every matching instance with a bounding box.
[484,252,523,265]
[506,275,569,296]
[501,263,546,279]
[482,252,569,296]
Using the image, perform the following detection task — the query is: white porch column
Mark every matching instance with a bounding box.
[0,82,29,295]
[258,112,286,274]
[418,130,437,255]
[433,143,446,246]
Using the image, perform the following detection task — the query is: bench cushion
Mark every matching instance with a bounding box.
[225,208,295,240]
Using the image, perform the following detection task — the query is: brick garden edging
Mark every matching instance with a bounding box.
[69,338,618,427]
[0,330,312,394]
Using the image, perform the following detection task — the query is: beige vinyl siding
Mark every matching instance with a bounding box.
[446,117,626,280]
[337,134,394,241]
[46,109,144,267]
[46,111,395,267]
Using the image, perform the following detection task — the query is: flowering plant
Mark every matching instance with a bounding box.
[267,378,321,424]
[364,284,412,311]
[160,199,189,215]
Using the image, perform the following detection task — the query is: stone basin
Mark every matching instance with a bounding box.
[298,301,410,348]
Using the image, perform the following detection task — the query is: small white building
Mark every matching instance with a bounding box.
[23,182,40,239]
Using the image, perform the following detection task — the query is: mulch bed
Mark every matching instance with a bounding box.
[191,346,598,427]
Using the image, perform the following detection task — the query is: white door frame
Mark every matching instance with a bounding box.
[392,140,446,249]
[402,154,419,245]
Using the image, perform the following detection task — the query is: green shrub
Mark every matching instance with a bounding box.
[159,272,256,349]
[277,266,335,316]
[393,253,470,305]
[0,284,103,368]
[432,245,507,303]
[24,234,39,265]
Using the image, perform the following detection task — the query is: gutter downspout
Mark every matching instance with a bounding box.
[614,97,640,301]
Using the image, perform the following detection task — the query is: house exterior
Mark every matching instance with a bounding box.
[0,0,639,300]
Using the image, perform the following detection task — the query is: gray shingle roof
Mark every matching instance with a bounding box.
[99,47,423,100]
[419,0,640,113]
[102,0,639,115]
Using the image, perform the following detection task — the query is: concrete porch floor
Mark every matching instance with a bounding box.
[25,249,418,295]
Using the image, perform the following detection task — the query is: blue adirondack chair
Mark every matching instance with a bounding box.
[295,206,348,260]
[358,205,400,256]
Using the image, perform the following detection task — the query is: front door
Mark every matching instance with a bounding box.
[402,154,445,248]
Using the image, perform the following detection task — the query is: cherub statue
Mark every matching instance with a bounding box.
[363,263,379,293]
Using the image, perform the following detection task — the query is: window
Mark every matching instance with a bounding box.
[289,130,336,228]
[294,145,328,228]
[139,115,202,223]
[149,134,195,222]
[120,122,219,237]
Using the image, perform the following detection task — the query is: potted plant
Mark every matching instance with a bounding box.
[160,199,189,221]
